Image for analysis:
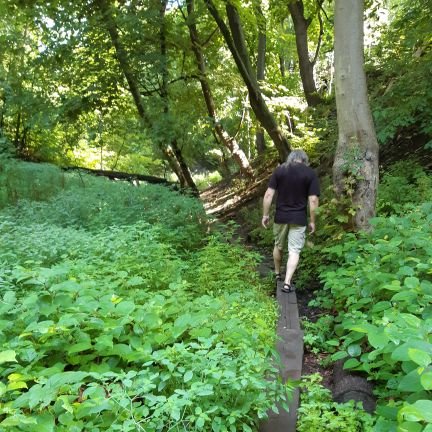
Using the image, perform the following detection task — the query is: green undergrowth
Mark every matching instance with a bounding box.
[237,160,432,430]
[297,375,374,432]
[302,163,432,431]
[318,202,432,431]
[0,161,291,431]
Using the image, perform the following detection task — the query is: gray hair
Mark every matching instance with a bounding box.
[284,149,309,166]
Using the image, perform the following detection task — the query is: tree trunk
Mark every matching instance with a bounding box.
[159,0,198,193]
[63,166,174,185]
[205,0,290,162]
[185,0,253,177]
[93,0,197,192]
[13,111,21,154]
[288,0,322,107]
[333,0,379,231]
[255,2,267,154]
[0,96,5,131]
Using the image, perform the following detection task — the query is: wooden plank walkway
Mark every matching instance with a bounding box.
[259,281,304,432]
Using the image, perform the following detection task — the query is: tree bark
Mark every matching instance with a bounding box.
[288,0,322,107]
[333,0,379,231]
[255,1,267,154]
[63,166,174,185]
[93,0,197,193]
[205,0,290,162]
[185,0,253,177]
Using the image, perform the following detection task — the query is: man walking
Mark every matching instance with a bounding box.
[262,149,320,292]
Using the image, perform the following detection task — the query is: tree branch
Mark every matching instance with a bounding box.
[140,75,200,96]
[316,0,331,23]
[201,27,218,47]
[311,6,324,65]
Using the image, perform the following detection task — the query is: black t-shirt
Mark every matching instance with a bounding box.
[268,163,320,226]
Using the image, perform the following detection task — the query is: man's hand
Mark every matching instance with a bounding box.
[262,188,275,229]
[308,222,316,234]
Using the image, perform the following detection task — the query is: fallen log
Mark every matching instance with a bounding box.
[332,359,376,413]
[62,166,175,186]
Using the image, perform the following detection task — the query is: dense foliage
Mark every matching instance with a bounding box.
[1,0,431,429]
[0,162,290,431]
[299,162,432,431]
[297,375,374,432]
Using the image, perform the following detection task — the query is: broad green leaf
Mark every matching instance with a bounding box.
[372,301,392,313]
[398,370,423,392]
[348,324,376,333]
[35,413,55,432]
[110,344,132,358]
[392,291,417,302]
[116,300,135,315]
[376,404,398,420]
[0,414,37,427]
[382,281,401,291]
[58,412,74,426]
[126,276,144,286]
[58,395,74,414]
[408,348,431,368]
[343,358,361,369]
[398,422,422,432]
[0,350,17,364]
[67,342,92,354]
[184,370,193,383]
[411,400,432,422]
[368,330,389,349]
[347,344,361,357]
[398,405,423,422]
[401,314,422,328]
[405,277,420,289]
[7,381,27,391]
[420,371,432,390]
[392,341,432,362]
[331,350,348,361]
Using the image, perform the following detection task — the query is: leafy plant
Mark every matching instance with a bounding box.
[0,163,291,431]
[297,374,375,432]
[317,202,432,431]
[301,315,337,356]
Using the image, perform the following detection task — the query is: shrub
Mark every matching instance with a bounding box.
[297,374,375,432]
[0,162,290,431]
[319,202,432,431]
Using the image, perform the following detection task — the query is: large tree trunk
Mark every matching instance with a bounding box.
[185,0,253,177]
[94,0,197,192]
[333,0,379,231]
[288,0,322,107]
[255,1,267,154]
[205,0,290,162]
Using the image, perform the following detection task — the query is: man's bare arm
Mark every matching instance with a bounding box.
[262,188,275,228]
[308,195,319,233]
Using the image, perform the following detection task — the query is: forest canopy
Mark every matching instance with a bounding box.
[1,0,429,183]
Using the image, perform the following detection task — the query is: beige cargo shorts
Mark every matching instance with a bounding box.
[273,223,306,254]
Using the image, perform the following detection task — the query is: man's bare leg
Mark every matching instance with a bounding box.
[273,245,283,275]
[284,252,300,286]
